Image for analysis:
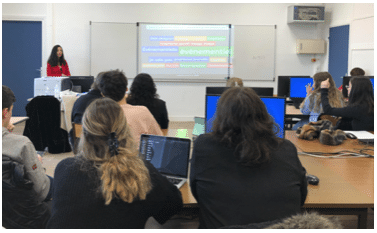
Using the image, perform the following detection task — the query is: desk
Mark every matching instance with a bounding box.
[10,116,29,125]
[180,131,374,228]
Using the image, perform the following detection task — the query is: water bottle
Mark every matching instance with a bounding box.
[54,84,60,98]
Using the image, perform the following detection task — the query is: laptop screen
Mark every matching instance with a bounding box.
[289,77,313,98]
[205,95,285,138]
[193,117,205,136]
[139,134,191,178]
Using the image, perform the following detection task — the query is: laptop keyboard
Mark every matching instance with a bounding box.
[167,177,182,185]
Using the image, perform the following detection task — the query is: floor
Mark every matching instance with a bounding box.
[10,121,374,229]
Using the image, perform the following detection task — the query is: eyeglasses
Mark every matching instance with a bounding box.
[345,85,351,90]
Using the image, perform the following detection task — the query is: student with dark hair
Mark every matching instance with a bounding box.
[127,73,169,135]
[69,72,104,149]
[47,98,182,228]
[47,45,71,77]
[190,87,307,229]
[350,67,365,76]
[2,85,52,228]
[338,67,365,91]
[98,70,162,146]
[321,77,374,131]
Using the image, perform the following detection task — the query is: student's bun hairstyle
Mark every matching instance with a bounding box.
[211,87,281,166]
[78,97,151,204]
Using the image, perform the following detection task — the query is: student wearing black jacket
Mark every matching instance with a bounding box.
[190,87,307,229]
[320,77,374,131]
[47,98,182,228]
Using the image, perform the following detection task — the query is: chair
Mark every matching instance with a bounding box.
[23,96,71,154]
[71,122,83,154]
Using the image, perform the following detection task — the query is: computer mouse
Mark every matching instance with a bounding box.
[345,133,357,139]
[306,174,319,185]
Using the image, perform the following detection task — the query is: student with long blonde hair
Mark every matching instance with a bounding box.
[293,72,345,129]
[47,98,182,228]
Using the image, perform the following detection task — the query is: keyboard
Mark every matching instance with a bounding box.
[167,177,183,185]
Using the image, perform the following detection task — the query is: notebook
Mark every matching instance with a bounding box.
[139,134,191,189]
[344,131,374,144]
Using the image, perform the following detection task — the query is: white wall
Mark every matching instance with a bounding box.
[3,3,361,121]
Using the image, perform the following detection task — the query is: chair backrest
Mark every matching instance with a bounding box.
[72,123,83,138]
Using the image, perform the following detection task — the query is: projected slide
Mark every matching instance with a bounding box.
[139,24,233,78]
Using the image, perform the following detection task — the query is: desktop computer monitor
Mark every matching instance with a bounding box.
[342,76,374,98]
[289,77,313,98]
[206,87,273,96]
[205,95,285,138]
[289,77,313,108]
[68,76,94,93]
[277,76,310,97]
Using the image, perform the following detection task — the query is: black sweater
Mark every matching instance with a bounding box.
[190,134,307,229]
[320,89,374,131]
[47,157,182,228]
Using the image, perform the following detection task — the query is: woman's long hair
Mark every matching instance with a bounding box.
[348,77,374,115]
[127,73,159,109]
[47,45,67,67]
[211,87,281,166]
[300,72,344,112]
[77,98,152,205]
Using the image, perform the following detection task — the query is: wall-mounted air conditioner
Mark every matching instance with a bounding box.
[288,5,325,24]
[296,39,326,54]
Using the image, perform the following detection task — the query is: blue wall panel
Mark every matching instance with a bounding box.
[2,21,42,116]
[328,25,349,88]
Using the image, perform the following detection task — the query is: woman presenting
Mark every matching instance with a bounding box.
[47,45,71,77]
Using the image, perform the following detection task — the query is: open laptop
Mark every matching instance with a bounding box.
[139,134,191,189]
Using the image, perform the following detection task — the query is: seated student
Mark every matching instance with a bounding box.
[69,73,103,149]
[321,77,374,131]
[2,85,52,228]
[293,72,345,129]
[127,73,169,136]
[98,70,162,146]
[338,67,365,91]
[47,98,182,228]
[190,87,308,229]
[226,77,243,87]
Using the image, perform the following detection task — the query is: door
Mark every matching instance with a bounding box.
[2,20,42,116]
[328,25,349,88]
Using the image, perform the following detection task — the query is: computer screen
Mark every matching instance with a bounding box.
[206,87,273,96]
[277,76,310,97]
[205,95,285,138]
[342,76,374,98]
[69,76,94,93]
[139,135,191,178]
[289,77,313,98]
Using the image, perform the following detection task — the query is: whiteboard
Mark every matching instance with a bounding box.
[351,50,374,75]
[90,22,276,81]
[90,22,137,79]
